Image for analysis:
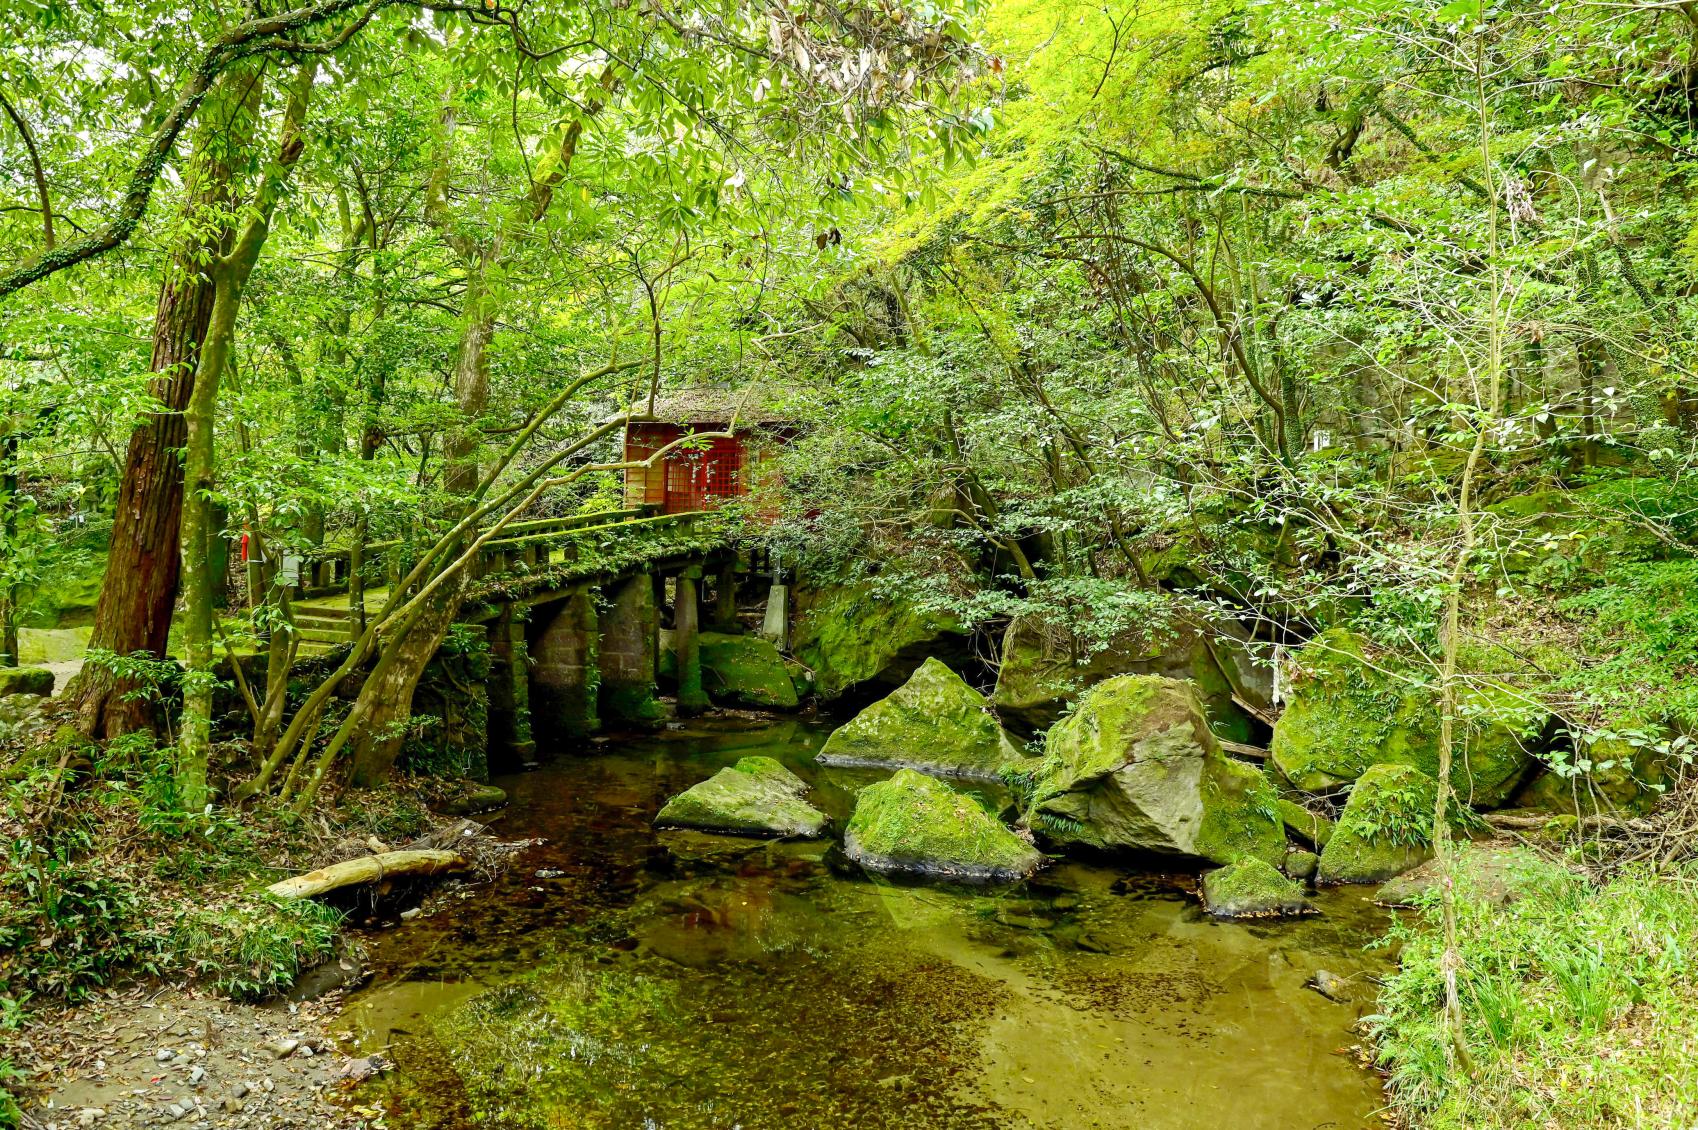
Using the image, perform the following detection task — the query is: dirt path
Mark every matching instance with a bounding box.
[13,985,384,1130]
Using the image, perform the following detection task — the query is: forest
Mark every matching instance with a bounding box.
[3,0,1698,1127]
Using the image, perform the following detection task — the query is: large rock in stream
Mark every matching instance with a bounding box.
[995,614,1268,740]
[844,768,1044,881]
[1202,857,1315,919]
[698,632,800,709]
[654,756,829,838]
[789,583,965,699]
[816,658,1022,780]
[1317,763,1437,885]
[1270,628,1542,806]
[1026,675,1285,866]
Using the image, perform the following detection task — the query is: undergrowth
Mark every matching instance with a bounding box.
[1372,849,1698,1128]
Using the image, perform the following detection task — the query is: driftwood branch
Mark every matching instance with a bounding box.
[266,848,467,899]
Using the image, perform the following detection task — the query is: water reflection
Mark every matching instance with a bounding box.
[339,716,1392,1129]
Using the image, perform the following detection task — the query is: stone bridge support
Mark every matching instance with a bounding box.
[487,607,536,769]
[599,574,663,725]
[530,588,599,740]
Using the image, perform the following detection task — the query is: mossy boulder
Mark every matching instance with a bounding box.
[816,658,1022,780]
[1202,857,1315,918]
[1514,724,1670,818]
[1285,849,1319,881]
[1276,798,1335,849]
[1317,764,1438,885]
[1026,675,1285,866]
[697,632,800,709]
[0,666,54,698]
[844,768,1043,881]
[654,756,828,838]
[994,614,1265,741]
[790,583,963,699]
[1270,628,1541,806]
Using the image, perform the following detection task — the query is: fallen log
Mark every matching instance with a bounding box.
[266,849,468,900]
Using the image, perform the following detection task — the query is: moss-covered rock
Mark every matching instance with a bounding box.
[0,666,54,697]
[816,658,1022,780]
[1270,628,1541,806]
[1026,675,1285,866]
[993,614,1265,741]
[789,583,962,699]
[1202,857,1315,918]
[844,768,1043,881]
[1514,724,1670,818]
[696,632,800,709]
[1317,764,1438,885]
[655,756,828,838]
[1276,798,1335,849]
[1285,849,1319,881]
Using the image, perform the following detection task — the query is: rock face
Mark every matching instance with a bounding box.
[1317,764,1438,885]
[844,768,1043,881]
[994,614,1266,740]
[1027,675,1285,866]
[789,583,963,699]
[697,632,801,709]
[654,756,828,838]
[0,666,54,697]
[1202,858,1315,918]
[1374,845,1537,908]
[1271,628,1541,806]
[816,658,1022,780]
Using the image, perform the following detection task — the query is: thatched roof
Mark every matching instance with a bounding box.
[623,385,803,426]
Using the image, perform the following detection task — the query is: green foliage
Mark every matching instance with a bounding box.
[1373,855,1698,1128]
[1559,559,1698,729]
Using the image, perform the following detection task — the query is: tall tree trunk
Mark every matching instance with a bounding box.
[178,63,312,809]
[0,432,18,667]
[69,66,260,740]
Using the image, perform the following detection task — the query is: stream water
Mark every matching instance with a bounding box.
[336,715,1394,1129]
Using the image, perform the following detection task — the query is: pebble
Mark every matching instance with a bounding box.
[77,1109,106,1127]
[154,1048,174,1063]
[232,1082,250,1099]
[267,1039,300,1059]
[188,1065,206,1085]
[398,907,422,921]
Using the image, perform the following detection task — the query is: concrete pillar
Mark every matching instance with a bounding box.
[760,583,790,649]
[712,560,738,631]
[531,588,599,739]
[674,567,709,716]
[487,607,537,768]
[600,575,664,725]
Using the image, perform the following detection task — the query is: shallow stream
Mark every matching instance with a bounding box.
[337,716,1394,1129]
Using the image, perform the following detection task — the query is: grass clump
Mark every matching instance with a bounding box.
[1373,853,1698,1128]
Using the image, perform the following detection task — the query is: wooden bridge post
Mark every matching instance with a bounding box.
[532,588,600,739]
[674,565,709,716]
[600,575,664,725]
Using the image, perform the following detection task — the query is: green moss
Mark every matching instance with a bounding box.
[1202,857,1314,918]
[655,756,828,838]
[790,583,961,698]
[845,768,1043,880]
[1270,628,1539,805]
[1030,675,1284,866]
[698,632,800,709]
[0,667,54,697]
[1317,764,1439,885]
[1276,797,1335,848]
[602,683,665,725]
[817,657,1020,779]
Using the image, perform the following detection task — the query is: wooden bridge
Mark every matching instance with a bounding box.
[286,506,750,772]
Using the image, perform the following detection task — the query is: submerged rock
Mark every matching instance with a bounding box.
[1276,798,1335,849]
[698,632,800,709]
[0,666,54,697]
[654,756,828,838]
[1317,764,1437,885]
[1026,675,1285,866]
[844,768,1043,881]
[1270,628,1541,806]
[816,658,1022,780]
[1202,858,1315,919]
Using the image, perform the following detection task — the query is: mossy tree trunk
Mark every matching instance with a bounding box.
[177,63,314,810]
